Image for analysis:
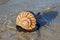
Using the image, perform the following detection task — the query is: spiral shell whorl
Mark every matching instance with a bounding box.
[16,11,36,30]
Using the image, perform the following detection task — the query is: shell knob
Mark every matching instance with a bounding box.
[16,11,36,30]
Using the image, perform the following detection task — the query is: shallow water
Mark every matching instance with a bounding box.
[0,0,60,40]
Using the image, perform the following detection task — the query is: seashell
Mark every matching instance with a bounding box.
[16,11,36,30]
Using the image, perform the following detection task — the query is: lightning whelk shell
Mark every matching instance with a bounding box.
[16,11,36,30]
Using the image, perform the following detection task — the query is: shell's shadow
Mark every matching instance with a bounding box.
[36,11,58,31]
[16,11,58,32]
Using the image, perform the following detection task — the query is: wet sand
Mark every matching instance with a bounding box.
[0,0,60,40]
